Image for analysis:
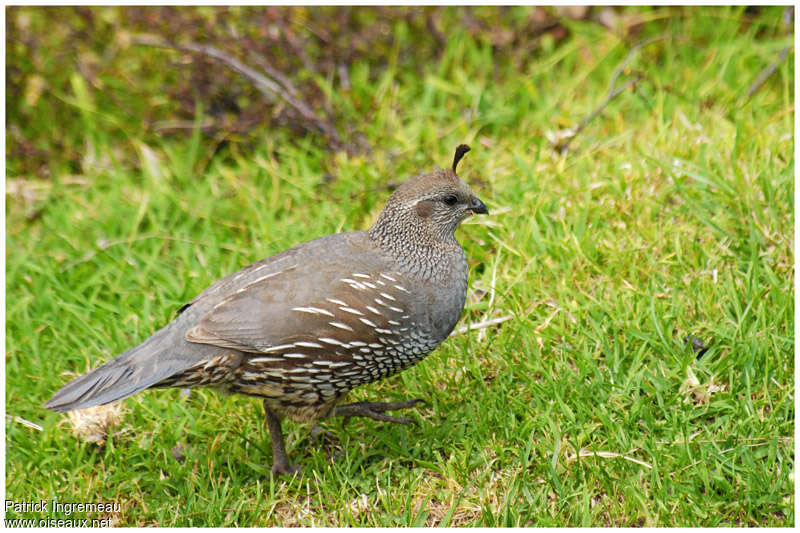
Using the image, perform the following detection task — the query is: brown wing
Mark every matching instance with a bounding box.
[186,269,415,359]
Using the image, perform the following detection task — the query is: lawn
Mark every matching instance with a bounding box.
[5,6,794,526]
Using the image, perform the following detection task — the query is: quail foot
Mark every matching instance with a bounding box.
[46,144,488,475]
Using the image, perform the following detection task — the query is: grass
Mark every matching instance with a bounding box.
[6,6,794,527]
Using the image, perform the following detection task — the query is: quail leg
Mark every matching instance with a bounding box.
[263,401,300,476]
[332,399,426,425]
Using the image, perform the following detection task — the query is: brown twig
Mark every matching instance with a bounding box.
[284,28,322,81]
[747,45,792,99]
[556,34,668,154]
[337,62,351,91]
[425,7,447,47]
[557,74,642,154]
[247,51,301,99]
[151,119,217,132]
[564,449,653,469]
[271,23,337,124]
[451,314,514,336]
[7,415,43,431]
[608,34,667,93]
[132,34,344,151]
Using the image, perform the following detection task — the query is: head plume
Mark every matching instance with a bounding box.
[452,144,471,173]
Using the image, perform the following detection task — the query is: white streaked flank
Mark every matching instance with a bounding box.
[294,341,324,348]
[231,262,273,281]
[260,343,295,353]
[248,356,284,364]
[235,270,285,294]
[292,306,335,317]
[341,278,367,290]
[319,337,346,346]
[249,270,284,284]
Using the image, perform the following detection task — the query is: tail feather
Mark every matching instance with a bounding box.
[44,358,185,413]
[45,314,230,413]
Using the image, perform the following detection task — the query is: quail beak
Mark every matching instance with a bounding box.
[467,197,489,215]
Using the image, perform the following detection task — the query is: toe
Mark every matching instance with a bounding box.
[272,463,301,477]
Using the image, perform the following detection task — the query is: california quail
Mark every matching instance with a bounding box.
[46,144,488,475]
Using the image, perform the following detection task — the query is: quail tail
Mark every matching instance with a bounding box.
[45,313,222,413]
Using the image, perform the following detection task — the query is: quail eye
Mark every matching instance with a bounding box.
[441,194,458,206]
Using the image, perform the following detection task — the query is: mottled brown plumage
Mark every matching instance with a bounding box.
[46,145,487,475]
